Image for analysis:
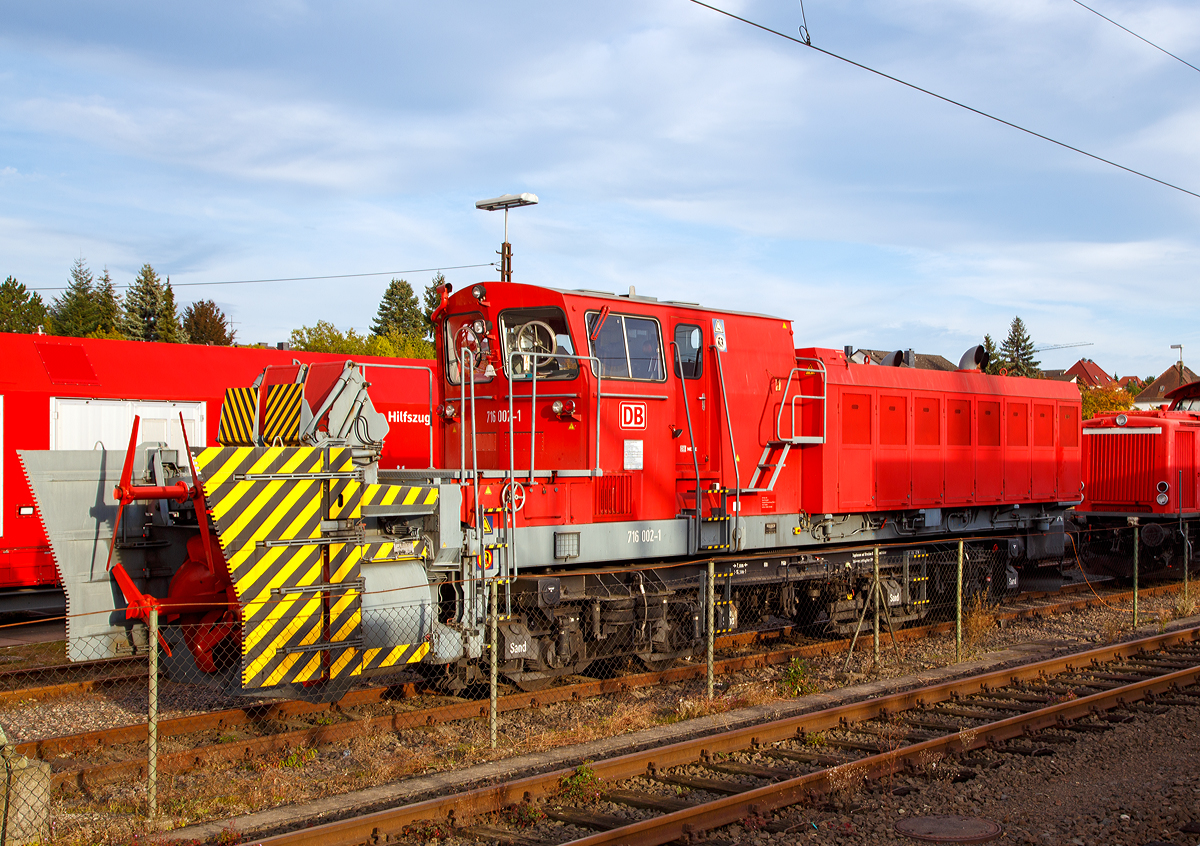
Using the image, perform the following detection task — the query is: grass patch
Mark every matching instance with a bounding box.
[558,763,602,804]
[779,657,819,696]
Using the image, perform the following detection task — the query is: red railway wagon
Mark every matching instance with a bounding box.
[1075,380,1200,578]
[0,332,437,611]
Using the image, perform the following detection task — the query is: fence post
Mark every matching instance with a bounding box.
[956,540,963,663]
[706,560,715,700]
[148,606,158,820]
[1185,523,1190,607]
[1133,524,1139,627]
[872,547,880,664]
[490,579,498,750]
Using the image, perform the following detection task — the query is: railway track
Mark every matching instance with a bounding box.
[248,624,1200,846]
[16,577,1178,794]
[0,574,1146,705]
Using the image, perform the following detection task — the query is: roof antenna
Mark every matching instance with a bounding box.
[798,0,812,45]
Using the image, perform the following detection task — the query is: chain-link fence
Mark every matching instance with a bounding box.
[0,528,1196,842]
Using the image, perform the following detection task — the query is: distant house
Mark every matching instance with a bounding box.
[1064,359,1114,388]
[1134,364,1200,409]
[857,349,958,371]
[1040,369,1078,383]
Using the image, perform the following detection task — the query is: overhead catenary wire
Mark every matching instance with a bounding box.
[30,261,497,293]
[1070,0,1200,76]
[685,0,1200,202]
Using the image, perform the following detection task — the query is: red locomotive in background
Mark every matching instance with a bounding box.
[0,332,437,613]
[1074,381,1200,579]
[20,280,1086,696]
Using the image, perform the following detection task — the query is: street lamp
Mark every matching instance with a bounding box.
[476,193,538,282]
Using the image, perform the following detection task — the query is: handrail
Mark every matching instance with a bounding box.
[505,350,604,585]
[355,362,436,469]
[463,351,485,628]
[714,347,741,551]
[775,357,828,443]
[672,341,702,553]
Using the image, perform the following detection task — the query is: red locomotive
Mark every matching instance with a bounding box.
[1074,381,1200,579]
[22,281,1083,696]
[0,332,436,613]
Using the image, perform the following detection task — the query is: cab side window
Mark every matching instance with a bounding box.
[673,324,703,379]
[585,312,665,382]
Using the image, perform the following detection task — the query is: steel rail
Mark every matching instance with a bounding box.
[23,580,1181,789]
[571,654,1200,846]
[249,624,1200,846]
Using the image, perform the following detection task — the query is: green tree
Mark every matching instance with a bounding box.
[0,276,49,334]
[121,264,182,342]
[182,299,235,345]
[982,333,1001,375]
[51,258,98,337]
[998,316,1040,378]
[381,327,435,359]
[371,278,424,337]
[290,320,435,359]
[91,268,122,338]
[422,272,446,339]
[291,320,388,356]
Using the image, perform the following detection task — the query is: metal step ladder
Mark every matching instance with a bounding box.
[746,441,793,492]
[743,357,830,493]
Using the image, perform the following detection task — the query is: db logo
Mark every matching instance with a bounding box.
[619,402,647,430]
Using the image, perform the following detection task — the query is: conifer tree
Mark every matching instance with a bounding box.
[422,272,446,339]
[92,269,121,337]
[158,278,184,343]
[0,276,49,334]
[998,316,1041,378]
[121,264,181,342]
[51,258,98,337]
[370,278,423,337]
[982,334,1001,375]
[182,300,235,345]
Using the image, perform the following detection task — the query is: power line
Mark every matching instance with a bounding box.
[684,0,1200,201]
[30,262,497,293]
[1070,0,1200,75]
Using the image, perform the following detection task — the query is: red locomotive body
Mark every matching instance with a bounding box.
[0,332,436,611]
[434,283,1081,564]
[1075,381,1200,578]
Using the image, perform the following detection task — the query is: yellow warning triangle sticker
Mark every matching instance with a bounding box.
[568,423,576,430]
[485,486,492,495]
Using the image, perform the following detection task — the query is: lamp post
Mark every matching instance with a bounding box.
[476,193,538,282]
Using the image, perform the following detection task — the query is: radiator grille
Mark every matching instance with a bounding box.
[1088,432,1155,506]
[595,473,633,516]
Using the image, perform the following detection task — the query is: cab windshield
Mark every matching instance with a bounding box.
[445,311,496,385]
[499,307,580,381]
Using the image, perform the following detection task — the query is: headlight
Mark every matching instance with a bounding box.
[1157,493,1170,506]
[1115,413,1128,426]
[472,319,486,335]
[1158,481,1170,494]
[472,284,487,300]
[551,400,564,414]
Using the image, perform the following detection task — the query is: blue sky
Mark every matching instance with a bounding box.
[2,0,1198,378]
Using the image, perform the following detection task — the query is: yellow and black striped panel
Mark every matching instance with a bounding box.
[218,387,258,446]
[360,640,430,676]
[327,478,439,520]
[262,383,303,446]
[194,446,327,689]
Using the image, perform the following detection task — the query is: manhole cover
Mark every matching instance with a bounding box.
[895,815,1003,843]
